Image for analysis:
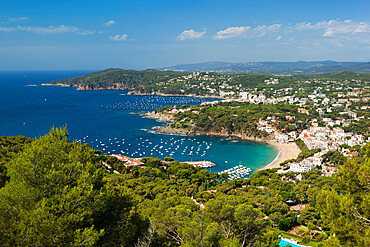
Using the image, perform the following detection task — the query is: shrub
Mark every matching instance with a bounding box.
[164,157,174,162]
[301,236,311,244]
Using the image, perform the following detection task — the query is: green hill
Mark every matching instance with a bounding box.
[50,68,185,90]
[309,70,370,81]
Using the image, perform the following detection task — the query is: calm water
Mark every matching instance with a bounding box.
[0,71,277,173]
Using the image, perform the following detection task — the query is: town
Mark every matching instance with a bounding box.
[148,71,369,178]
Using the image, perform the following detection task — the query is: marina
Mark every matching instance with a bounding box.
[0,71,278,175]
[79,135,215,162]
[219,165,252,180]
[183,160,216,168]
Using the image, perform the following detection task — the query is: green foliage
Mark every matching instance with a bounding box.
[309,70,370,81]
[0,126,368,246]
[161,101,313,137]
[0,127,147,246]
[295,148,321,162]
[322,151,346,166]
[301,235,311,244]
[316,143,370,247]
[278,218,292,231]
[295,138,309,152]
[51,68,185,92]
[252,231,280,247]
[141,157,163,168]
[164,156,174,162]
[0,135,33,188]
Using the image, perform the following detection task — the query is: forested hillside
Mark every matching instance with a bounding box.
[158,101,315,138]
[48,68,370,96]
[0,128,368,246]
[49,68,185,90]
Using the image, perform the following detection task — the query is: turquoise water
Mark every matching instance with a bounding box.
[0,71,278,174]
[279,238,304,247]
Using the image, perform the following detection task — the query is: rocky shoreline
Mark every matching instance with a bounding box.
[153,126,194,136]
[155,125,274,144]
[41,84,221,98]
[144,111,175,122]
[41,83,73,87]
[144,111,274,143]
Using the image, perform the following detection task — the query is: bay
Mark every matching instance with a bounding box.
[0,71,277,174]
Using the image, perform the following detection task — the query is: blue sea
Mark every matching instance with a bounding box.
[0,71,277,174]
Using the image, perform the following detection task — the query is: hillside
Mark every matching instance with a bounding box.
[47,69,370,98]
[161,61,370,74]
[49,68,185,90]
[306,70,370,81]
[0,127,369,246]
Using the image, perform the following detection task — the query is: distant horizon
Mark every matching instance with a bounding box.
[1,0,369,70]
[0,59,369,72]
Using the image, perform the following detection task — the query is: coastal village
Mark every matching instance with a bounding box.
[140,71,370,179]
[2,0,369,245]
[102,71,370,180]
[5,68,368,247]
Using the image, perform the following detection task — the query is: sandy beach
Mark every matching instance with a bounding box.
[260,141,301,170]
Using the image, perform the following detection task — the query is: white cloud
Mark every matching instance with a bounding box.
[177,29,206,40]
[0,26,17,31]
[104,20,116,26]
[294,19,369,38]
[276,35,282,40]
[255,24,281,32]
[214,24,281,39]
[8,17,28,22]
[214,26,250,39]
[16,25,80,34]
[253,24,281,37]
[0,24,99,36]
[109,34,127,41]
[78,30,96,35]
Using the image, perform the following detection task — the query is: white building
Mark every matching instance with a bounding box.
[290,163,315,173]
[275,133,289,142]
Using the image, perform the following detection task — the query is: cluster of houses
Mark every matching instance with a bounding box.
[154,74,369,176]
[239,91,301,105]
[237,82,368,175]
[299,126,365,152]
[111,154,144,166]
[265,78,280,85]
[277,124,366,174]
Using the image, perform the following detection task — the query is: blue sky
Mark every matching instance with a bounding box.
[0,0,369,70]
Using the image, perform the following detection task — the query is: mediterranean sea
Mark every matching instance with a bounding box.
[0,71,277,174]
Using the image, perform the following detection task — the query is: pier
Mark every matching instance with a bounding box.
[183,160,216,168]
[219,165,252,180]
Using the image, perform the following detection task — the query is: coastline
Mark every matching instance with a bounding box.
[260,141,301,170]
[145,112,301,171]
[41,84,223,99]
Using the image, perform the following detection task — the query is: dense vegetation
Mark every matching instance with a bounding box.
[165,101,313,138]
[162,61,370,75]
[0,128,147,246]
[0,135,33,187]
[230,74,297,90]
[0,128,369,246]
[49,69,370,98]
[50,68,185,91]
[306,70,370,81]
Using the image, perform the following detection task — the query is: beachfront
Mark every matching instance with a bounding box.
[261,141,301,170]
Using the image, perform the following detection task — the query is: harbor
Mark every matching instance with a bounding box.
[183,160,216,168]
[219,165,252,180]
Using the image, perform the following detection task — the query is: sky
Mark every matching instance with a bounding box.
[0,0,369,70]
